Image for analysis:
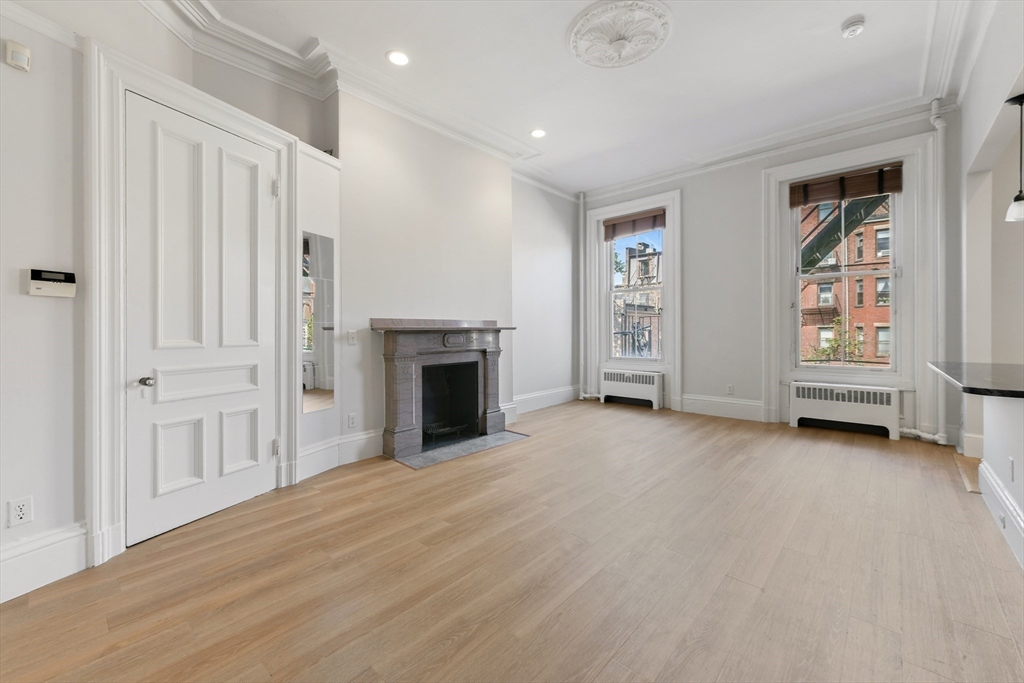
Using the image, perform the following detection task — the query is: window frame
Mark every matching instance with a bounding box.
[855,278,864,307]
[585,190,681,406]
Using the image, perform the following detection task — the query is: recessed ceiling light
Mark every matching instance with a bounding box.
[386,51,409,66]
[531,129,546,138]
[841,18,865,39]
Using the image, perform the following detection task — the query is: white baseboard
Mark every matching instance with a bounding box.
[963,432,984,458]
[500,402,518,424]
[978,461,1024,568]
[88,522,125,566]
[1,523,87,603]
[682,394,763,422]
[513,385,578,415]
[297,430,383,482]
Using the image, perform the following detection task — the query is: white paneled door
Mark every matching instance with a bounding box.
[125,92,278,546]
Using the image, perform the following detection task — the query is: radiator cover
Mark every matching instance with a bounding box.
[600,369,663,409]
[790,381,899,440]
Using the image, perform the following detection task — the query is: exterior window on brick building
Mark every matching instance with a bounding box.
[875,228,890,257]
[818,282,833,306]
[876,326,891,357]
[876,277,890,306]
[795,192,893,368]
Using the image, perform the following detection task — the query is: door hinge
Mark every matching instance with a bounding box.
[271,177,280,198]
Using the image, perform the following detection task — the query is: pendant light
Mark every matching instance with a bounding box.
[1007,94,1024,222]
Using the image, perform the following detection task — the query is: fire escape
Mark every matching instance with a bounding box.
[799,195,888,327]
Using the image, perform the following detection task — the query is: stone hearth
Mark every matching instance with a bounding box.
[370,319,515,459]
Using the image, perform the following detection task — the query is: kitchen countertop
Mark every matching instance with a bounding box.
[927,361,1024,399]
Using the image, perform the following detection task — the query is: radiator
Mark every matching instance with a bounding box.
[302,361,316,390]
[600,369,663,409]
[790,382,899,440]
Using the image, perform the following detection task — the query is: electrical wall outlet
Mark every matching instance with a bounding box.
[8,496,32,527]
[347,413,357,429]
[726,384,735,395]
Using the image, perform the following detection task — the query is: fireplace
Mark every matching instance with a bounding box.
[421,362,480,450]
[370,319,515,458]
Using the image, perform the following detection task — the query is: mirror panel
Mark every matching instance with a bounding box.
[302,233,335,413]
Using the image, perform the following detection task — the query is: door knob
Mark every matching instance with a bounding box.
[139,377,156,387]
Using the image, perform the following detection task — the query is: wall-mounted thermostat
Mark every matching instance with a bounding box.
[5,40,31,72]
[29,269,76,298]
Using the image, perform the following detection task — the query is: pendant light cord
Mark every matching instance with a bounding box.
[1019,101,1023,193]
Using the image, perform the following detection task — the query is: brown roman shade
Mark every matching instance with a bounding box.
[789,163,902,208]
[603,208,666,242]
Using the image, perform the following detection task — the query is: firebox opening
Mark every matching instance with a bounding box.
[421,362,480,451]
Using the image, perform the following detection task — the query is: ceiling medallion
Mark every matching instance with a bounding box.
[567,0,672,69]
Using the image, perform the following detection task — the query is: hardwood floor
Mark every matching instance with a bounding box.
[1,401,1022,683]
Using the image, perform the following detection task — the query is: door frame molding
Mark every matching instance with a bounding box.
[84,40,300,566]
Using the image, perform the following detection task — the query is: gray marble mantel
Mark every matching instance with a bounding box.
[370,319,515,459]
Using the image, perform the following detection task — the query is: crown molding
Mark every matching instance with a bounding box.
[585,103,957,200]
[0,0,80,49]
[315,42,541,163]
[952,0,1000,106]
[136,0,541,163]
[511,172,576,203]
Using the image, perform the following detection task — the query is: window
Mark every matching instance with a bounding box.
[793,164,899,368]
[875,229,890,257]
[608,210,664,359]
[876,277,890,306]
[876,326,891,357]
[818,282,833,306]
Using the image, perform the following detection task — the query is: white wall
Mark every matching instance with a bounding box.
[14,0,193,83]
[990,131,1024,364]
[0,17,82,549]
[960,1,1024,178]
[192,54,329,151]
[511,178,578,413]
[335,92,515,457]
[585,118,940,419]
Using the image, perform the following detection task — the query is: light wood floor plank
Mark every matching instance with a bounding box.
[1,402,1021,683]
[840,616,903,683]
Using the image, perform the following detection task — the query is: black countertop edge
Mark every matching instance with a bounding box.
[928,361,1024,399]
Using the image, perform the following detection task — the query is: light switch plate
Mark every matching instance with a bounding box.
[347,330,357,345]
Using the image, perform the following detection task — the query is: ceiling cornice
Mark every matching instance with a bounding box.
[584,102,959,201]
[137,0,542,163]
[511,172,577,203]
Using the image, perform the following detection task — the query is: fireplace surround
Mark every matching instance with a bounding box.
[370,319,515,458]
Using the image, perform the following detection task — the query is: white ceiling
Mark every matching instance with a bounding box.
[207,0,970,193]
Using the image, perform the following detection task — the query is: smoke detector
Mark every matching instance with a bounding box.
[842,17,865,39]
